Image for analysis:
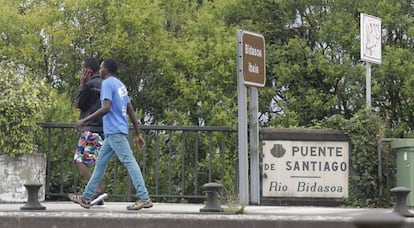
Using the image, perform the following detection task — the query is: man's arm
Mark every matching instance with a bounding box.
[127,102,145,149]
[76,99,111,128]
[127,103,140,135]
[74,70,93,109]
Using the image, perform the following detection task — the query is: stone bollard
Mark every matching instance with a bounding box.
[391,186,414,217]
[200,182,224,212]
[20,184,46,210]
[353,211,404,228]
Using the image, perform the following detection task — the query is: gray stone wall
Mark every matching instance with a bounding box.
[0,154,46,203]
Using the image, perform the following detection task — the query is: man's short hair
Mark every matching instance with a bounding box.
[103,59,118,74]
[83,57,99,73]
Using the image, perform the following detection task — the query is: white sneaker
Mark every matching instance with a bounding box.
[91,193,108,206]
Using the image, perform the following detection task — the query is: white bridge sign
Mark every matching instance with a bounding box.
[262,140,349,198]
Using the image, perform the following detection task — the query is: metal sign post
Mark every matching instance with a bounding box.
[237,30,249,206]
[366,62,371,108]
[249,86,260,205]
[237,29,265,205]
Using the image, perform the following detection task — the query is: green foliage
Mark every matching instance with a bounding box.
[316,109,389,207]
[42,90,78,123]
[0,61,51,156]
[4,0,414,131]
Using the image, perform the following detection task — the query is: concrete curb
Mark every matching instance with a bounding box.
[1,202,414,228]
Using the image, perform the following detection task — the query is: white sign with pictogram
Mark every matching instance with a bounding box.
[361,13,382,64]
[262,140,349,198]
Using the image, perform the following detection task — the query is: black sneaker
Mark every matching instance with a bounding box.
[96,200,104,206]
[91,192,108,206]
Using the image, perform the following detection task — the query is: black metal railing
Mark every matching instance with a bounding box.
[37,123,237,203]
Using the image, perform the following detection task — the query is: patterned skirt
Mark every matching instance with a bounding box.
[74,131,103,165]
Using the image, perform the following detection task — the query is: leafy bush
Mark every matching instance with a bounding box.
[0,61,51,156]
[41,90,78,123]
[316,109,390,207]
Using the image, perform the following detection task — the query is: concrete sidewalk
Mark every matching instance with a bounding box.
[0,202,412,228]
[0,201,370,214]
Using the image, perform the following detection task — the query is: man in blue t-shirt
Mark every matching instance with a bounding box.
[69,58,152,210]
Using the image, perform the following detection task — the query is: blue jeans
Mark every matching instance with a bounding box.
[82,133,149,200]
